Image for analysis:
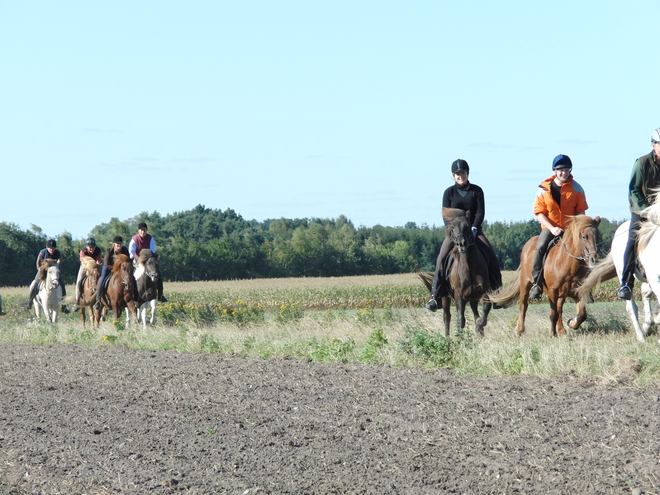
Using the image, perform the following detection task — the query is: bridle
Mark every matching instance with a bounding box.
[556,228,598,263]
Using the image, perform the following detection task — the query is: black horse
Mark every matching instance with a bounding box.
[135,249,160,326]
[420,208,493,338]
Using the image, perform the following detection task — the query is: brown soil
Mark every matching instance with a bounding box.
[1,344,658,494]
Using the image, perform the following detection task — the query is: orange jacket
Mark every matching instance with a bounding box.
[533,175,588,229]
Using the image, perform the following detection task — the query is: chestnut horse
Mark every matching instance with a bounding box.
[489,215,601,337]
[420,208,493,338]
[98,254,138,325]
[78,258,100,328]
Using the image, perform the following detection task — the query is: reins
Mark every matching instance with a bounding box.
[555,232,597,262]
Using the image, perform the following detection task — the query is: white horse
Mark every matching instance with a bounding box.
[34,263,63,323]
[578,203,660,342]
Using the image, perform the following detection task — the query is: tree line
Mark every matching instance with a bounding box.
[0,205,622,287]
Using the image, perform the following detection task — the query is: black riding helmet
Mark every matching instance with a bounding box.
[451,159,470,174]
[86,237,96,248]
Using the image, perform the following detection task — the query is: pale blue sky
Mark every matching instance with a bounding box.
[1,1,659,239]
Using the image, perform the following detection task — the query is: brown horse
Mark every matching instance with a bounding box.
[97,254,138,325]
[489,215,601,337]
[78,258,100,328]
[420,208,493,338]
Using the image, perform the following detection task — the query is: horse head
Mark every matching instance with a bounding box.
[144,256,159,282]
[566,215,601,269]
[46,265,60,290]
[443,208,474,254]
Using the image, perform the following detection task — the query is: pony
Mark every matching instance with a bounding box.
[420,208,493,338]
[577,201,660,342]
[77,257,101,328]
[98,254,138,325]
[134,249,160,326]
[33,260,63,323]
[489,215,601,337]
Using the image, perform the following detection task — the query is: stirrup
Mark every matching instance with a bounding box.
[617,285,632,301]
[426,299,438,312]
[529,284,542,300]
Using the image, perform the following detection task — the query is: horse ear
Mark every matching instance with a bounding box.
[465,210,472,221]
[594,216,601,227]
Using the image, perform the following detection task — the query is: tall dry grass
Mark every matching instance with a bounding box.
[1,274,659,384]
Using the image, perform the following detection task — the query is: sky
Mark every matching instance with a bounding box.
[2,1,659,240]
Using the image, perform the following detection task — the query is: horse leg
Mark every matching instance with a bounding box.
[515,288,530,336]
[547,295,561,337]
[81,307,86,328]
[441,297,452,338]
[149,299,157,325]
[640,282,656,336]
[568,297,587,330]
[476,301,492,336]
[455,297,467,334]
[625,299,647,343]
[554,296,567,336]
[469,300,484,338]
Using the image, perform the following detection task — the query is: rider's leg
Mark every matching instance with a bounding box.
[72,265,85,310]
[94,265,108,309]
[157,267,167,302]
[427,237,454,311]
[477,234,502,290]
[618,213,642,300]
[530,229,554,299]
[26,275,39,309]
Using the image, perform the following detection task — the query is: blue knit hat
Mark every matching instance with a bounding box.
[552,154,572,170]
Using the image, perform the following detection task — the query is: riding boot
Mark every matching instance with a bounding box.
[157,278,167,303]
[61,305,70,314]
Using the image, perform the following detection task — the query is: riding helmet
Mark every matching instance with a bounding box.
[552,154,572,170]
[112,236,124,244]
[86,237,96,248]
[451,159,469,174]
[46,239,56,248]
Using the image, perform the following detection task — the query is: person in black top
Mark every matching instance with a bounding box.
[426,159,502,311]
[26,239,70,313]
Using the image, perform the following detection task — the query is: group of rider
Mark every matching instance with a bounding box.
[26,222,167,314]
[426,127,660,310]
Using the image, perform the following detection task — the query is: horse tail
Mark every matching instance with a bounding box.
[418,271,434,294]
[575,252,617,300]
[487,266,522,308]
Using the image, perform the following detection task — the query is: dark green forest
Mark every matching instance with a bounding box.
[0,205,622,287]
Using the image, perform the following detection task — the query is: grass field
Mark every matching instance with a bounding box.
[2,272,659,384]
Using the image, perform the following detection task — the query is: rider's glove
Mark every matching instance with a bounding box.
[471,226,478,236]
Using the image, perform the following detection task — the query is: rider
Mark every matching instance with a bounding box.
[71,238,103,312]
[617,127,660,300]
[426,159,502,312]
[26,239,70,314]
[94,235,133,310]
[529,154,588,299]
[128,222,167,302]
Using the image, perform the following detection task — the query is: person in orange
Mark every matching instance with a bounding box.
[529,154,589,299]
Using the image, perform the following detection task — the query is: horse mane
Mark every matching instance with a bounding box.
[563,215,597,242]
[38,259,58,280]
[81,257,98,272]
[442,207,466,223]
[113,253,131,271]
[138,249,154,265]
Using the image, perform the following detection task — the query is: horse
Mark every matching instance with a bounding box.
[577,203,660,342]
[420,208,493,338]
[134,249,160,326]
[33,260,63,323]
[98,254,138,325]
[489,215,601,337]
[77,257,101,328]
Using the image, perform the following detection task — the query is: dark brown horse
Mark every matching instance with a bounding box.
[78,258,100,328]
[97,254,138,325]
[420,208,492,338]
[489,215,601,337]
[135,249,160,326]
